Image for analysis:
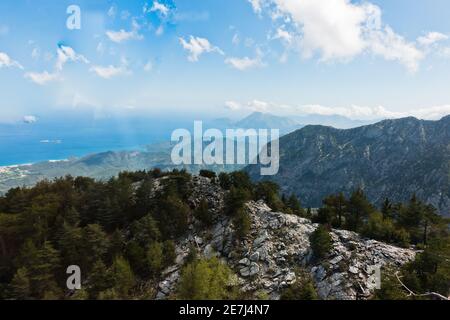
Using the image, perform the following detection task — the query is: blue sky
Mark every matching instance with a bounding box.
[1,0,450,123]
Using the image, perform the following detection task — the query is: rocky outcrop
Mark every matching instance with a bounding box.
[155,177,416,300]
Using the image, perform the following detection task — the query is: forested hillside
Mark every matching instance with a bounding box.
[0,170,448,300]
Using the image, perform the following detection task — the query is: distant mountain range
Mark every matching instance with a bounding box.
[208,111,371,133]
[246,115,450,216]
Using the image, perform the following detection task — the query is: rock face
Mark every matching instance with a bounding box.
[155,177,416,300]
[246,116,450,216]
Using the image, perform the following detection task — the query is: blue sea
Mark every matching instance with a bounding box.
[0,116,191,166]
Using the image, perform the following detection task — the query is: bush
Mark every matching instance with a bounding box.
[254,181,283,211]
[309,225,332,260]
[233,208,251,239]
[194,199,214,226]
[199,170,217,179]
[177,257,235,300]
[281,269,319,300]
[225,187,252,216]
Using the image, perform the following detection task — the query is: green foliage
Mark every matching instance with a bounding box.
[309,225,332,261]
[1,169,448,300]
[345,188,375,232]
[281,269,318,300]
[163,240,176,267]
[147,242,164,275]
[285,194,306,217]
[177,257,235,300]
[373,269,408,300]
[194,199,214,226]
[199,170,217,180]
[254,181,283,211]
[10,267,31,299]
[154,195,190,239]
[218,172,232,190]
[111,256,135,298]
[233,208,251,239]
[225,186,252,216]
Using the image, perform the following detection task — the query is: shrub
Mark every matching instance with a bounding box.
[309,225,332,260]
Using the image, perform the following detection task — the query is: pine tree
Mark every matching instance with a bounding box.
[309,225,332,261]
[194,199,213,226]
[10,267,31,299]
[111,256,135,298]
[29,241,61,298]
[177,257,234,300]
[147,242,164,275]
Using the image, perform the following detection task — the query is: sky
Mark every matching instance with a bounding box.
[1,0,450,123]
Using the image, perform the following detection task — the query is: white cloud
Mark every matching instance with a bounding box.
[25,71,60,85]
[179,36,224,62]
[56,45,89,71]
[417,32,448,47]
[0,52,23,69]
[225,100,450,120]
[224,100,270,112]
[368,26,424,73]
[296,104,402,120]
[272,27,293,45]
[225,101,242,111]
[23,115,38,124]
[225,49,264,70]
[150,1,169,16]
[257,0,425,72]
[106,29,143,43]
[90,62,130,79]
[439,47,450,58]
[248,0,263,14]
[225,56,264,70]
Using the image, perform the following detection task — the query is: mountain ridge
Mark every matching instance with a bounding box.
[246,115,450,215]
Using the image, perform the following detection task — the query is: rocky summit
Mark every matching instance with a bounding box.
[155,176,416,300]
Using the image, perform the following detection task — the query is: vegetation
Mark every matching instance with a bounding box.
[0,168,448,300]
[309,225,332,261]
[177,257,236,300]
[281,269,319,300]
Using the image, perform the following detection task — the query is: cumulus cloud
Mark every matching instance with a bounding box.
[106,20,143,43]
[225,49,264,70]
[225,56,264,70]
[106,29,143,43]
[56,45,89,71]
[368,26,424,73]
[90,65,129,79]
[225,100,270,112]
[225,101,242,111]
[272,27,293,45]
[24,71,60,85]
[417,32,448,47]
[248,0,263,14]
[225,100,450,120]
[179,36,224,62]
[255,0,427,72]
[23,115,38,124]
[150,1,169,16]
[90,58,131,79]
[0,52,23,69]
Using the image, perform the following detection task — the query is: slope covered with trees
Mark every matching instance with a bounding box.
[0,170,448,300]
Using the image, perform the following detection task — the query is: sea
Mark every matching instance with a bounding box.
[0,116,190,166]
